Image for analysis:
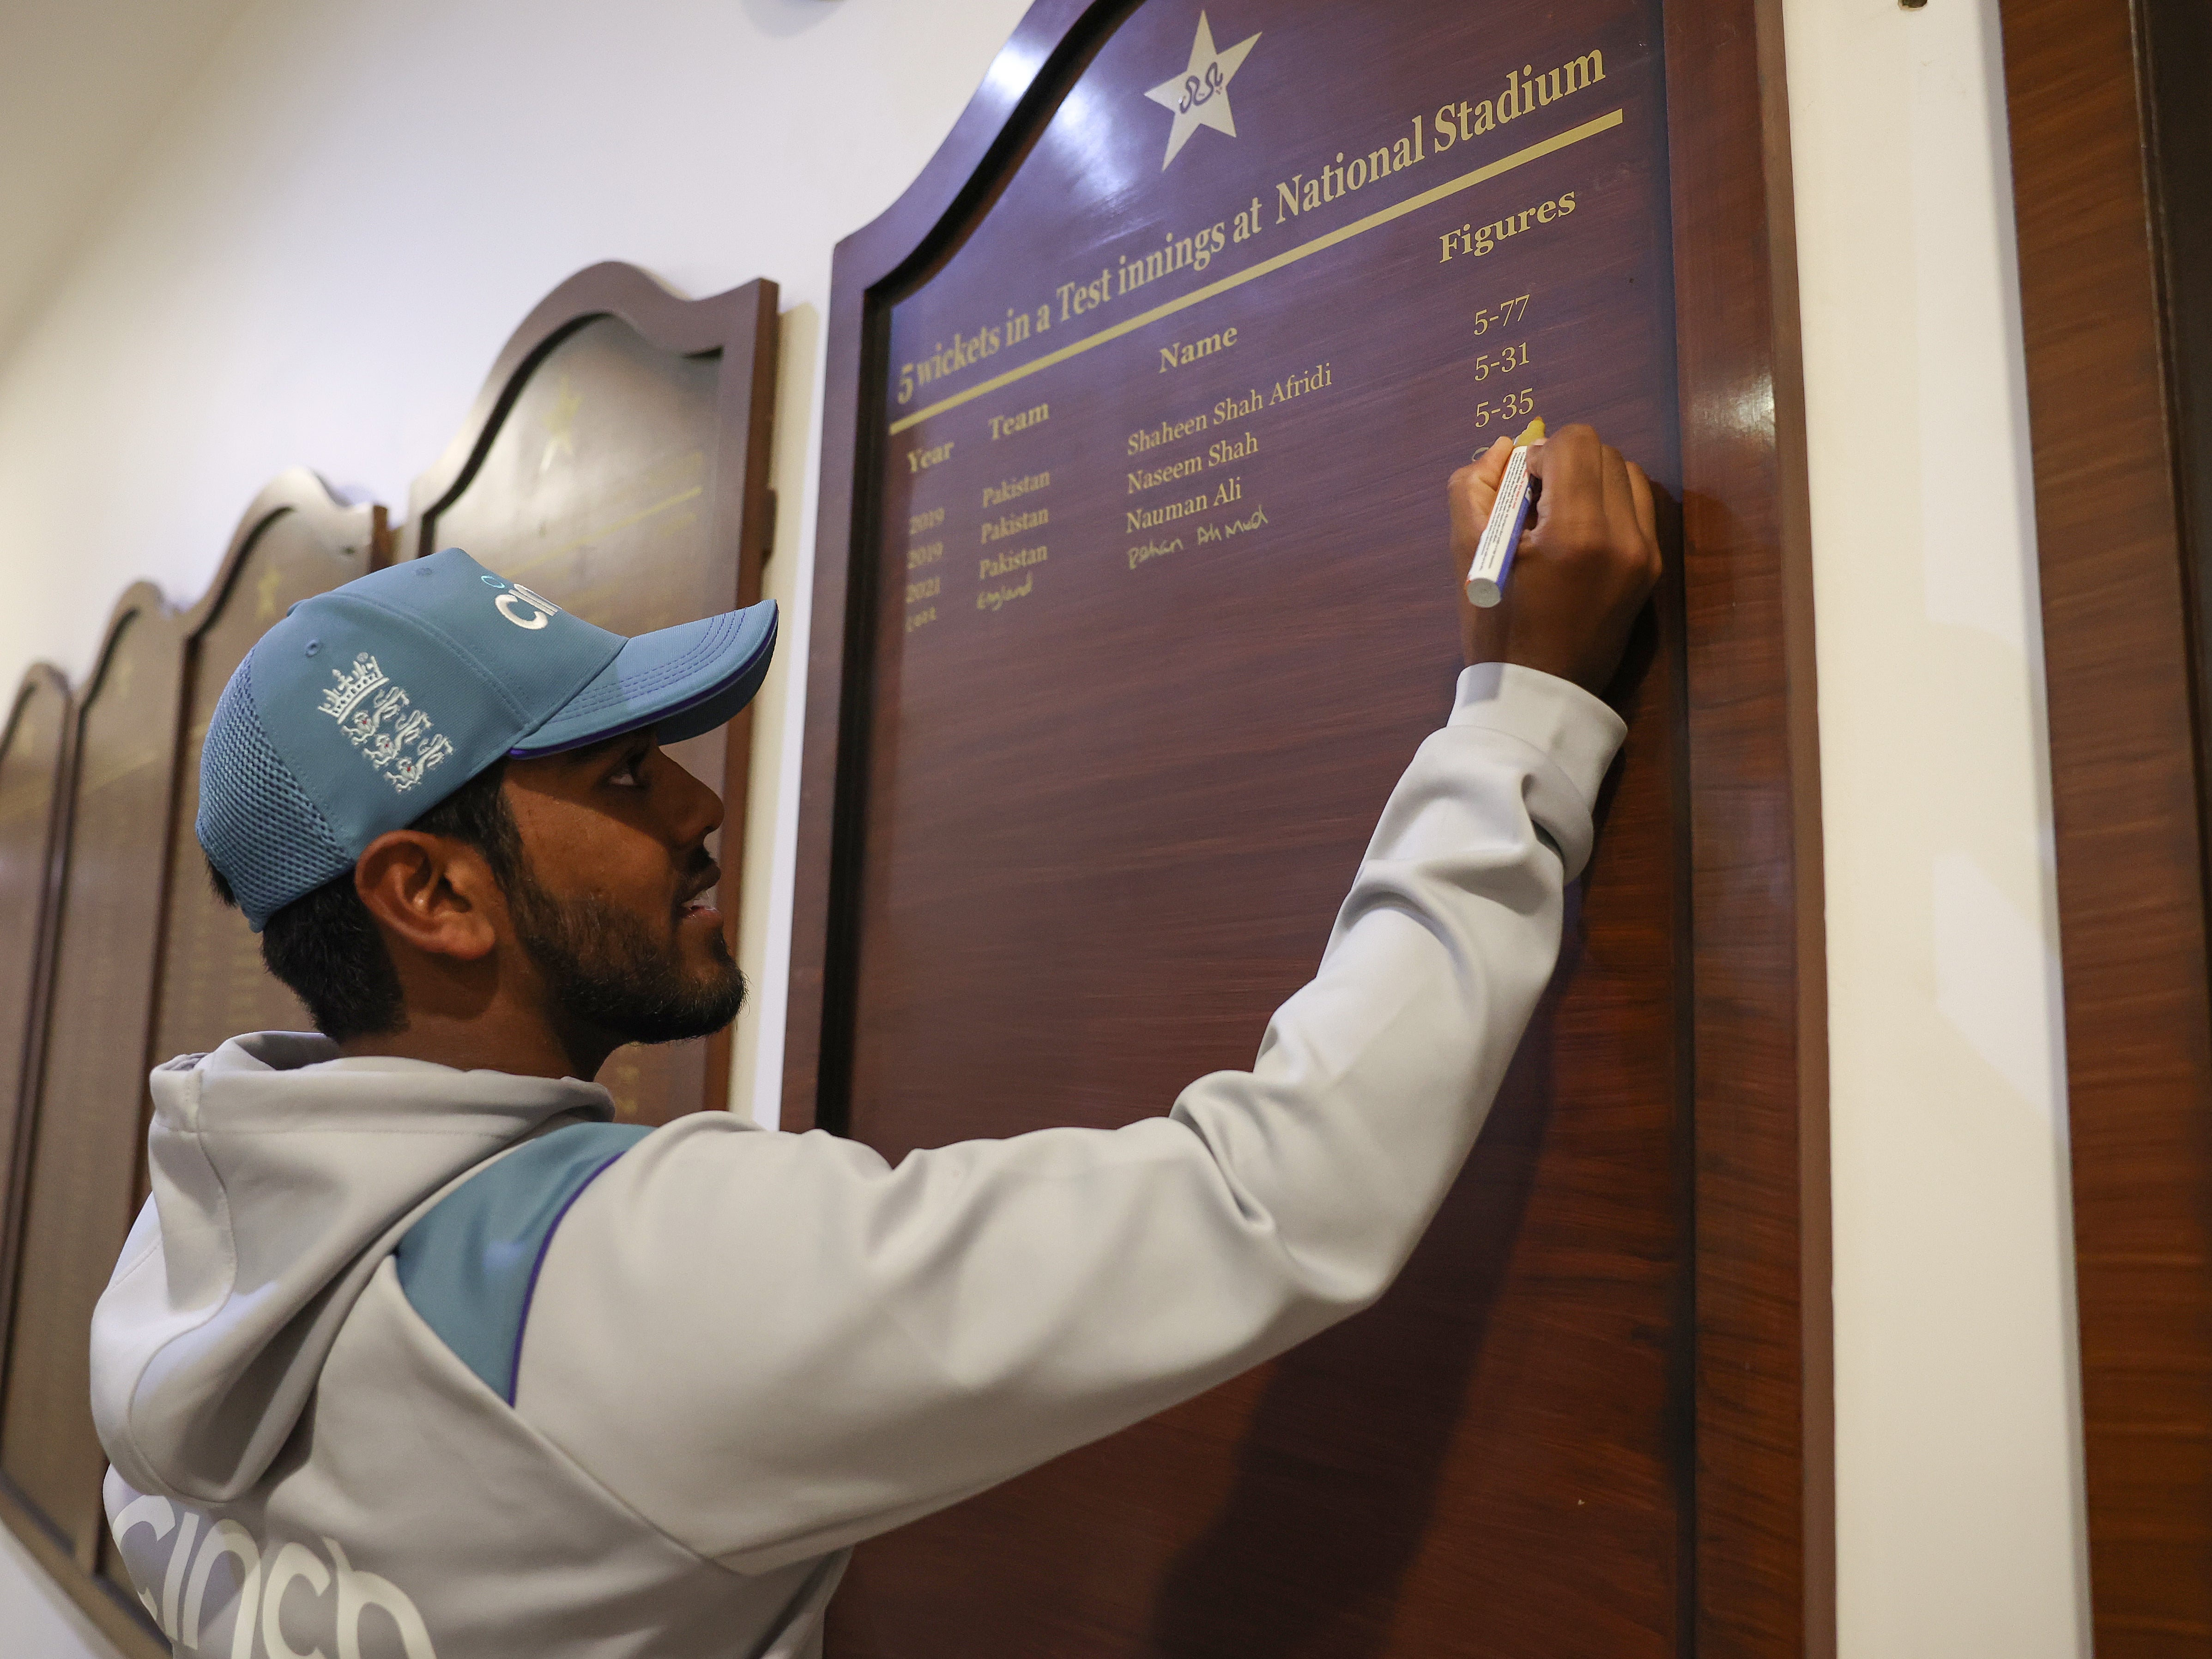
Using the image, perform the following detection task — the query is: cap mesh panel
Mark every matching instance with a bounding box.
[197,655,355,929]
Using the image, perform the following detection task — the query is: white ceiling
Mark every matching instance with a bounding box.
[0,0,257,360]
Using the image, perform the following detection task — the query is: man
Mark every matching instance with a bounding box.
[91,424,1659,1659]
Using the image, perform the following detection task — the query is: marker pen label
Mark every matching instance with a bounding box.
[1465,419,1546,608]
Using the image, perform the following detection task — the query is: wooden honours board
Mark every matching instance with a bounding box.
[793,0,1825,1654]
[2,589,186,1569]
[149,475,380,1071]
[0,668,72,1358]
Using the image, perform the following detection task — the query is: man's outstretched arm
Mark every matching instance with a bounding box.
[515,425,1662,1573]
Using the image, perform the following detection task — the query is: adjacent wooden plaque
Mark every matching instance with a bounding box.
[404,262,780,1124]
[0,667,73,1363]
[792,0,1823,1654]
[0,588,186,1569]
[146,474,381,1070]
[2001,0,2212,1643]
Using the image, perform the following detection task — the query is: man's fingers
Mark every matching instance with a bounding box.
[1598,441,1638,553]
[1526,422,1602,494]
[1451,415,1661,691]
[1626,461,1659,565]
[1525,423,1602,546]
[1470,433,1512,486]
[1447,436,1515,579]
[1449,437,1513,522]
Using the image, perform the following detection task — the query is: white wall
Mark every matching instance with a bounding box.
[0,0,1037,1149]
[1783,0,2090,1653]
[0,0,2088,1653]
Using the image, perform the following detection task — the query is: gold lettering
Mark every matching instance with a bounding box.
[979,543,1048,579]
[1159,326,1239,374]
[1129,454,1204,494]
[988,402,1050,440]
[981,507,1050,544]
[976,573,1036,613]
[982,471,1052,507]
[1129,412,1212,454]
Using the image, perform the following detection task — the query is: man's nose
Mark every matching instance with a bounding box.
[665,749,725,846]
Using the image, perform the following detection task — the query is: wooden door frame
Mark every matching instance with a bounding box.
[1999,0,2212,1647]
[783,0,1831,1650]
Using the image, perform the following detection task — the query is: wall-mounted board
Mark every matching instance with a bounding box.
[789,0,1825,1654]
[0,667,73,1364]
[0,588,186,1571]
[147,473,382,1074]
[2000,0,2212,1643]
[404,263,780,1125]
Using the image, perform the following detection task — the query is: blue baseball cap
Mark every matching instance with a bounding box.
[198,547,778,929]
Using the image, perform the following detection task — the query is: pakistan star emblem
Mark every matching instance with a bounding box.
[1145,12,1261,170]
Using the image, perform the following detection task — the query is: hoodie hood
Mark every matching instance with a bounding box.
[91,1032,613,1503]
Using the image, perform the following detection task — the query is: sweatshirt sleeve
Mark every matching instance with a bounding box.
[516,663,1626,1574]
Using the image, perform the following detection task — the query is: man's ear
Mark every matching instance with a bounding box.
[354,831,504,962]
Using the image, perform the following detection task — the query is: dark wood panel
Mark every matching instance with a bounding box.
[2000,0,2212,1648]
[792,0,1825,1652]
[0,587,186,1570]
[2148,0,2212,813]
[147,473,381,1071]
[1664,1,1830,1653]
[0,666,73,1380]
[406,263,780,1125]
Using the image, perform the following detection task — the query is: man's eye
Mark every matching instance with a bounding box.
[609,757,646,788]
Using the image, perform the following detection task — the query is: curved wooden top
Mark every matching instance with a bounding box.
[3,664,71,740]
[177,469,380,638]
[405,261,777,538]
[82,582,179,696]
[828,0,1097,300]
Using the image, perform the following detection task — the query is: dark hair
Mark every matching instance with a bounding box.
[207,760,522,1042]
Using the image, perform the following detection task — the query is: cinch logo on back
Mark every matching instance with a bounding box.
[111,1494,437,1659]
[479,573,562,631]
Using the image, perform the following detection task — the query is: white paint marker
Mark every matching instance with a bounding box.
[1464,417,1547,608]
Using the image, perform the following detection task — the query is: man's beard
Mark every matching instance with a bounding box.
[506,861,746,1047]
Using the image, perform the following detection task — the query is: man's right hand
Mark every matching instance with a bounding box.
[1447,422,1662,694]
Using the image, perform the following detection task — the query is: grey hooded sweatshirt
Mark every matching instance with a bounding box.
[89,664,1625,1659]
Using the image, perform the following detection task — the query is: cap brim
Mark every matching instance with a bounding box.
[507,600,777,759]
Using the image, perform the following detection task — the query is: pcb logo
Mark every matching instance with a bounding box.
[1145,12,1261,169]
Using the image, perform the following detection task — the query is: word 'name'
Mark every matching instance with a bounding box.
[1161,326,1238,374]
